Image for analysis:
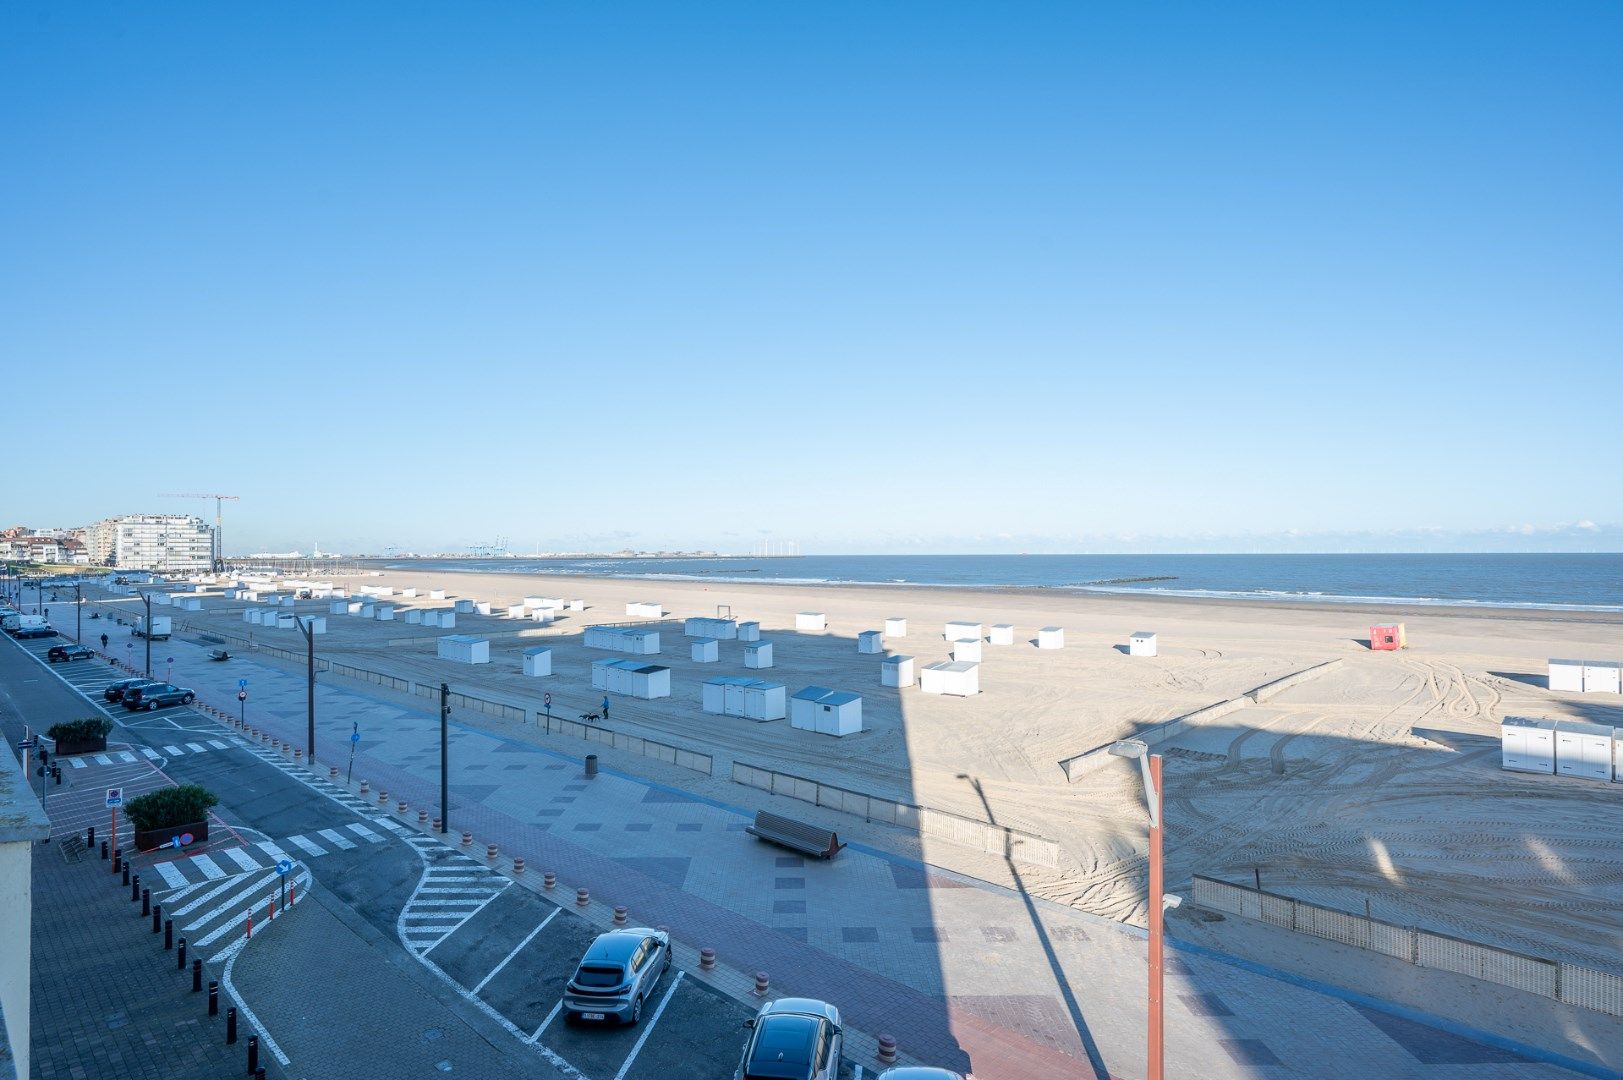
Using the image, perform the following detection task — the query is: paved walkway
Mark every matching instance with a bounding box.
[139,619,1599,1078]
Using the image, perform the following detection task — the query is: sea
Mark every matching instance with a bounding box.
[377,553,1623,613]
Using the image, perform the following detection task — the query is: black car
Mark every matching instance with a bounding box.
[122,683,196,711]
[105,678,162,703]
[47,644,94,663]
[14,626,59,639]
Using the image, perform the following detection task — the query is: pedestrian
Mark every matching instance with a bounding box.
[100,633,108,649]
[601,695,610,722]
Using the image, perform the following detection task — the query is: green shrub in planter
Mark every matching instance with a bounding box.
[125,785,219,833]
[47,717,113,743]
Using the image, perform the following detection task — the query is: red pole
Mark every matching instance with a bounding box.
[1148,753,1164,1080]
[111,807,117,850]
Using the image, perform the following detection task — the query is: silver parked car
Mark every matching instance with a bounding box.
[736,998,843,1080]
[877,1070,965,1080]
[563,928,671,1024]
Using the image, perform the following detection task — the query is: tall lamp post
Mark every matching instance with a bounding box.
[138,591,152,677]
[440,682,450,834]
[292,615,316,763]
[73,583,82,642]
[1111,739,1169,1080]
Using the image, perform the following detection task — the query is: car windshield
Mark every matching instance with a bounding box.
[572,965,624,988]
[745,1015,819,1078]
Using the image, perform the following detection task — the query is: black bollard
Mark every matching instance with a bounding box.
[247,1034,259,1073]
[142,887,151,916]
[152,903,162,933]
[209,981,219,1015]
[131,874,140,901]
[112,848,121,873]
[226,1006,238,1043]
[88,825,95,847]
[122,863,131,887]
[177,937,187,969]
[193,958,203,992]
[255,1070,265,1080]
[100,839,109,860]
[164,919,173,950]
[53,766,61,785]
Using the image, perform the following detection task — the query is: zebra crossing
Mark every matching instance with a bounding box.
[147,822,394,890]
[153,863,316,961]
[61,740,233,768]
[397,833,511,956]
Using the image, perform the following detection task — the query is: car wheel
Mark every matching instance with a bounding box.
[663,951,672,974]
[182,694,194,704]
[147,700,158,711]
[631,995,644,1025]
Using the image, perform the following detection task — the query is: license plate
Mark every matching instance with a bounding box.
[581,1012,606,1021]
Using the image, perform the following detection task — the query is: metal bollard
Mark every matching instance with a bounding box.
[512,857,525,875]
[700,947,715,971]
[88,825,95,848]
[123,863,131,887]
[461,831,472,848]
[613,905,627,925]
[576,887,590,907]
[193,958,203,992]
[486,844,498,860]
[877,1034,898,1064]
[112,848,122,874]
[378,790,389,805]
[152,904,162,933]
[360,780,369,794]
[397,801,407,814]
[165,919,174,950]
[142,888,151,916]
[329,766,338,779]
[209,980,219,1015]
[131,874,140,901]
[227,1006,238,1043]
[432,818,442,832]
[247,1034,259,1073]
[543,870,556,890]
[256,1070,265,1080]
[177,937,187,968]
[418,810,428,825]
[101,839,109,861]
[754,971,769,996]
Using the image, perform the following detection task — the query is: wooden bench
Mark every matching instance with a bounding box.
[745,810,846,860]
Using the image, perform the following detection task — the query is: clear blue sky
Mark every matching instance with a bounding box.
[3,3,1619,555]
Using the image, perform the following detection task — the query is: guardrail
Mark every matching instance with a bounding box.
[732,761,1061,869]
[541,715,713,775]
[1191,874,1623,1018]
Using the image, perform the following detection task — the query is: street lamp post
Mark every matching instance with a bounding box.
[293,615,316,763]
[73,583,82,643]
[1111,739,1167,1080]
[440,682,450,834]
[139,592,152,677]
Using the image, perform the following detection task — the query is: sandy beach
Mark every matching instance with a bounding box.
[158,566,1623,980]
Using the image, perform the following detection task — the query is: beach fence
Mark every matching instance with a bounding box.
[540,715,713,776]
[732,761,1062,870]
[1191,875,1623,1018]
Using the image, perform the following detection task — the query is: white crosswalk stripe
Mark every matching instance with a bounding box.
[163,745,183,755]
[115,751,136,763]
[93,754,112,765]
[191,854,227,880]
[152,860,188,889]
[220,847,262,873]
[346,822,385,843]
[69,758,86,769]
[286,834,327,857]
[208,740,228,749]
[141,748,161,760]
[316,828,357,851]
[185,742,207,752]
[256,840,292,863]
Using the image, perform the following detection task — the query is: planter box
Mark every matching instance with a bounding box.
[133,819,210,853]
[51,736,108,756]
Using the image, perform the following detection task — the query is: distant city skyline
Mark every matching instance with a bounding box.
[4,6,1618,556]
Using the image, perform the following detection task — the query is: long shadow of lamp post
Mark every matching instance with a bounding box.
[1110,738,1182,1080]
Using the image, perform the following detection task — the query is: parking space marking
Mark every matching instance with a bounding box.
[527,1001,564,1044]
[471,909,559,995]
[613,971,685,1080]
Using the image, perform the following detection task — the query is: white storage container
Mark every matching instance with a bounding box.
[454,599,475,614]
[944,621,982,642]
[626,601,663,618]
[691,638,719,663]
[1500,717,1556,774]
[857,630,883,654]
[430,590,447,600]
[884,618,907,638]
[437,635,490,665]
[989,624,1015,645]
[882,655,915,688]
[568,599,585,611]
[1038,626,1065,650]
[437,611,456,629]
[920,660,980,697]
[737,620,761,642]
[507,605,529,619]
[703,676,786,721]
[744,640,773,669]
[1130,631,1158,657]
[795,612,827,631]
[592,658,671,699]
[685,617,738,640]
[1547,659,1585,692]
[400,588,418,598]
[1582,661,1621,694]
[789,686,862,736]
[522,646,552,677]
[405,609,423,625]
[584,626,661,655]
[374,605,395,621]
[1555,720,1613,780]
[952,639,982,662]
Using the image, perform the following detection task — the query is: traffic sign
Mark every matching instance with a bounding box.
[238,690,247,702]
[543,692,552,707]
[169,832,195,849]
[351,731,361,744]
[105,787,123,808]
[239,678,248,689]
[275,859,293,876]
[17,740,35,751]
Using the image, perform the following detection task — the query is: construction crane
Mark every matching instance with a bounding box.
[158,493,240,570]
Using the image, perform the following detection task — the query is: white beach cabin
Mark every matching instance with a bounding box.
[952,639,982,662]
[591,658,671,699]
[1500,717,1556,774]
[737,621,761,642]
[1129,632,1158,657]
[795,612,827,631]
[430,590,447,600]
[506,605,529,619]
[454,599,476,614]
[702,676,787,721]
[531,609,554,625]
[691,638,719,663]
[1037,626,1065,650]
[1555,721,1613,780]
[1548,659,1585,692]
[685,617,738,640]
[789,687,863,736]
[626,602,663,618]
[568,600,585,611]
[1583,662,1622,694]
[944,621,982,642]
[884,618,907,638]
[522,646,552,677]
[405,609,423,625]
[989,624,1014,645]
[584,626,661,655]
[437,635,490,665]
[857,631,883,654]
[920,660,980,697]
[329,600,348,616]
[881,655,915,688]
[744,641,774,669]
[374,605,395,621]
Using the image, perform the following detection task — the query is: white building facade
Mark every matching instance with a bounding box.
[85,515,215,572]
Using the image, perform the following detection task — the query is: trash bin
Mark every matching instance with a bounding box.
[585,754,598,778]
